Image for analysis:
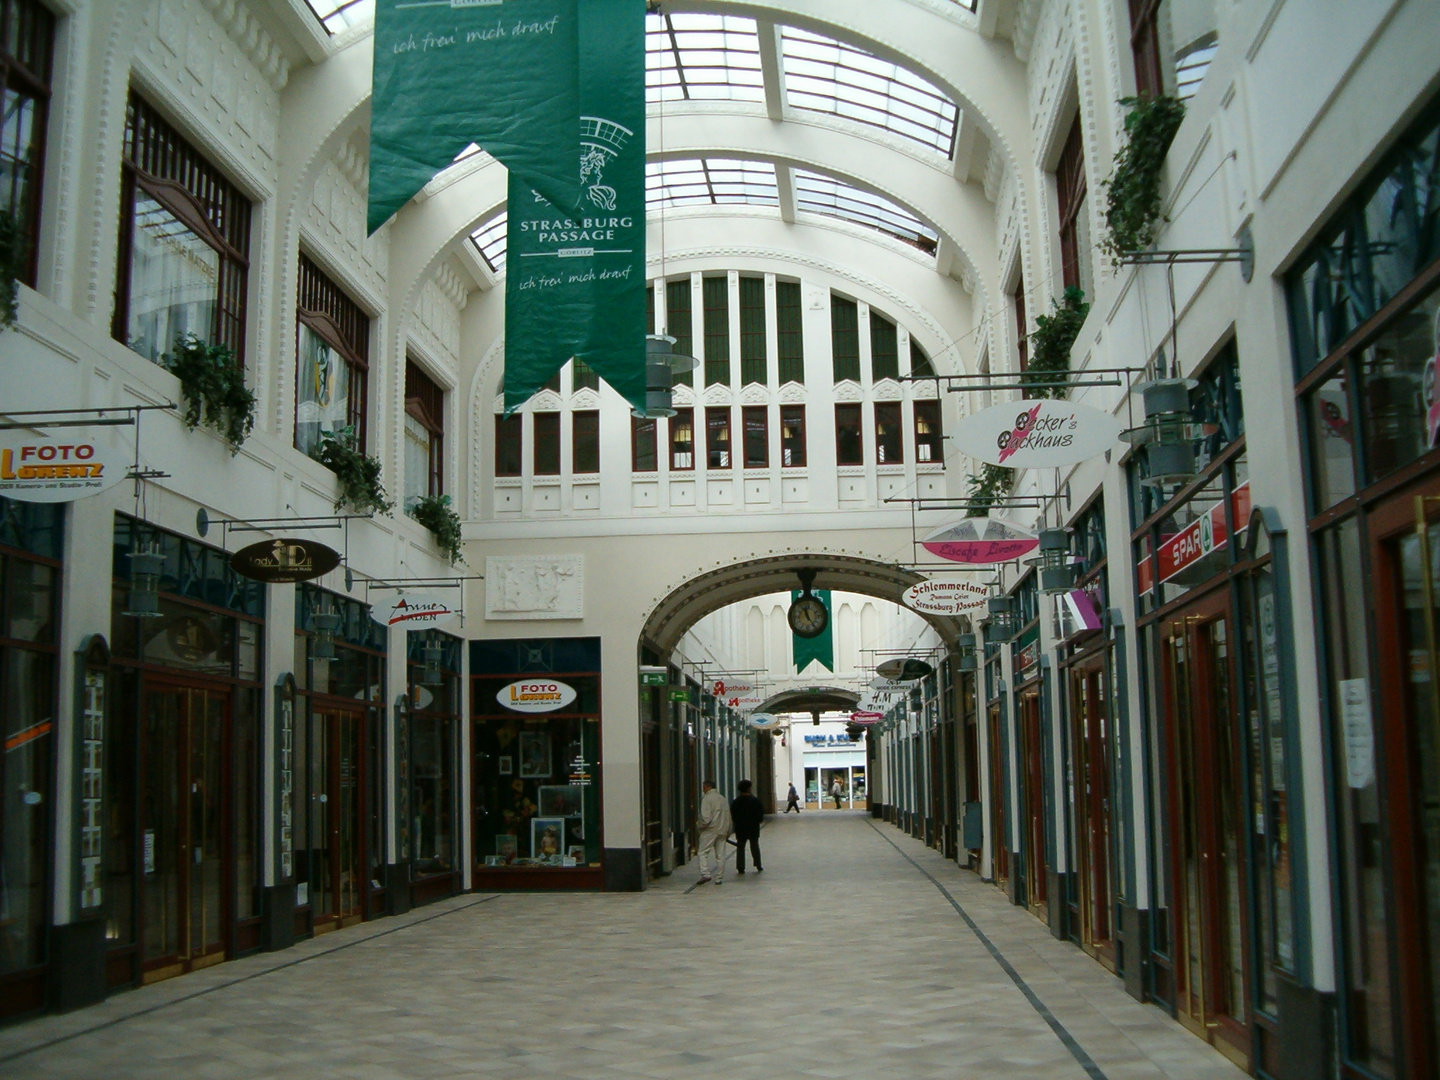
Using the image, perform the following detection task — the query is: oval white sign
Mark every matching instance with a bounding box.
[497,679,577,713]
[952,399,1122,468]
[903,580,991,615]
[372,592,458,629]
[748,712,781,729]
[0,437,129,503]
[921,517,1040,565]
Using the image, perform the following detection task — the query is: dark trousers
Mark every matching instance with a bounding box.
[735,832,761,871]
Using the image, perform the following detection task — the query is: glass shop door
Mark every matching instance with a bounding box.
[1070,654,1116,970]
[309,707,366,930]
[988,703,1007,886]
[140,683,228,983]
[1018,689,1047,920]
[1160,588,1252,1070]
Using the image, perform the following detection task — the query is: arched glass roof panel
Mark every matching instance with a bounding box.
[646,13,764,103]
[781,28,958,156]
[647,159,777,210]
[792,169,938,255]
[301,0,373,34]
[471,214,507,273]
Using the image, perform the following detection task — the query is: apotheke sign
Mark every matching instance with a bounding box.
[952,400,1122,469]
[372,592,457,630]
[0,437,128,503]
[497,679,578,714]
[902,580,990,616]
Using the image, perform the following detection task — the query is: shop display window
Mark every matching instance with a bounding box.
[405,631,461,882]
[1303,367,1357,513]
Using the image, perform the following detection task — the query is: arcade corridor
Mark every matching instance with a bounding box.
[0,814,1243,1080]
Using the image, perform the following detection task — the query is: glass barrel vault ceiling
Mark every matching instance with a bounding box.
[792,170,938,255]
[301,0,372,34]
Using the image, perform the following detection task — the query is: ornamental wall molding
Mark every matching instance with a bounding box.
[740,383,770,405]
[703,383,734,405]
[200,0,290,90]
[672,383,696,406]
[872,378,903,401]
[571,387,601,410]
[833,380,863,402]
[778,381,807,403]
[530,390,562,412]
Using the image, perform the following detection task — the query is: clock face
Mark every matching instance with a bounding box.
[789,594,828,638]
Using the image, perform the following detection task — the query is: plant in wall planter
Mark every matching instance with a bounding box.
[0,209,23,329]
[407,493,463,565]
[1102,94,1187,259]
[965,463,1015,518]
[313,426,395,515]
[1021,287,1091,400]
[167,335,257,453]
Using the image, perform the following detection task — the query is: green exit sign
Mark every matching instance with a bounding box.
[668,688,692,703]
[640,671,667,686]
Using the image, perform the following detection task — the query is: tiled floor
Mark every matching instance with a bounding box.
[0,812,1246,1079]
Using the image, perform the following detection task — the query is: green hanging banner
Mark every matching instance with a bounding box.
[792,590,834,674]
[502,0,647,414]
[367,0,584,235]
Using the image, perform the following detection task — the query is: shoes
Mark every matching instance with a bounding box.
[697,876,711,884]
[737,869,745,874]
[714,879,723,886]
[756,867,763,872]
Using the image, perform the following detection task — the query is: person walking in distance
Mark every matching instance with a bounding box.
[694,778,731,885]
[784,781,801,813]
[730,779,765,874]
[831,776,844,810]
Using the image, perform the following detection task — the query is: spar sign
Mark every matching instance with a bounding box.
[952,399,1122,469]
[0,436,129,503]
[497,679,578,714]
[1138,481,1252,591]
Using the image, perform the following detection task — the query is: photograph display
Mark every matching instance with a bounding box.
[518,731,551,778]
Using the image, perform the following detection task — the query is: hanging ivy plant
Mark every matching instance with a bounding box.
[965,463,1014,517]
[407,493,463,565]
[1021,286,1090,399]
[166,335,257,453]
[0,209,24,328]
[1102,94,1187,258]
[313,426,395,515]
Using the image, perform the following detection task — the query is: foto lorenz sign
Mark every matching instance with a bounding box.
[952,399,1122,469]
[0,437,129,503]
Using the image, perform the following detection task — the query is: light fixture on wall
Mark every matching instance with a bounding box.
[123,542,165,618]
[421,630,444,686]
[956,632,978,671]
[1033,528,1075,595]
[633,334,699,419]
[310,604,341,660]
[1121,377,1216,488]
[985,596,1016,641]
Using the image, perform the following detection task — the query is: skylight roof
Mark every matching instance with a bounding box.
[301,0,372,34]
[646,13,764,103]
[647,159,778,210]
[792,170,938,255]
[781,28,958,156]
[470,214,507,273]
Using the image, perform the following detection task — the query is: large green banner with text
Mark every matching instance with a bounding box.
[368,0,583,234]
[503,0,646,414]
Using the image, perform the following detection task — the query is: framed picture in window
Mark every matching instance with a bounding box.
[519,731,551,778]
[498,755,513,776]
[531,817,565,860]
[495,835,518,863]
[537,785,582,818]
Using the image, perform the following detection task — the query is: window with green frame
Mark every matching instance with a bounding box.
[740,276,766,385]
[910,339,935,378]
[777,280,804,383]
[831,294,860,382]
[703,276,730,386]
[870,312,899,381]
[572,358,599,393]
[667,279,693,387]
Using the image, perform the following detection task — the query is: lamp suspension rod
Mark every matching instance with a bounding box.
[1120,248,1247,265]
[945,378,1123,392]
[365,576,484,591]
[908,367,1144,381]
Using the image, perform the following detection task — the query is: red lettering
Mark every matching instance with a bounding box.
[38,445,55,460]
[76,445,94,460]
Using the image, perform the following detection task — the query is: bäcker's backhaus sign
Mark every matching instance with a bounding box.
[498,679,577,713]
[0,436,129,503]
[952,399,1122,469]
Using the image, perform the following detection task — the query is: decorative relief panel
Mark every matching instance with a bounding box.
[872,378,902,401]
[672,384,695,406]
[778,381,807,403]
[913,380,939,400]
[833,380,863,402]
[571,388,601,410]
[739,383,769,405]
[702,384,733,405]
[486,556,584,620]
[530,390,562,412]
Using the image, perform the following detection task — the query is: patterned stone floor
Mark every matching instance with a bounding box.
[0,812,1246,1080]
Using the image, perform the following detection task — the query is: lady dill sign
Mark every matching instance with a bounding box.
[951,399,1122,469]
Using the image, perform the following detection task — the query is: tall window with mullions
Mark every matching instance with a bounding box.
[0,0,55,289]
[777,280,805,384]
[739,276,766,386]
[666,279,692,387]
[703,276,730,386]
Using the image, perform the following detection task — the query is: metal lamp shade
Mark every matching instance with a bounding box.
[956,632,978,671]
[310,609,341,660]
[1038,528,1074,594]
[632,335,700,418]
[124,546,165,618]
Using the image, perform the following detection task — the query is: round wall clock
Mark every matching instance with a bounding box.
[788,593,828,638]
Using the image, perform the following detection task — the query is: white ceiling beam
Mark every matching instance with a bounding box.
[776,163,797,222]
[973,0,1002,40]
[756,19,786,121]
[951,113,978,181]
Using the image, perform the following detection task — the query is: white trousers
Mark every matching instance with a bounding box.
[697,831,728,881]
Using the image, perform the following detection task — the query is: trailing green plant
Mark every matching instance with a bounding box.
[965,463,1015,518]
[407,493,463,565]
[313,425,395,515]
[166,335,256,453]
[0,208,24,328]
[1102,94,1187,258]
[1021,286,1090,399]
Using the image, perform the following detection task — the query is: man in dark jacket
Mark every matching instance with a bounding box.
[730,779,765,874]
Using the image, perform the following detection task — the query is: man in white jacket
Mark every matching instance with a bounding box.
[695,778,732,885]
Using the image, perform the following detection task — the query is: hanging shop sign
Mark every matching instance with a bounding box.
[1137,480,1252,591]
[877,657,934,682]
[723,694,765,709]
[711,680,754,696]
[952,399,1123,469]
[1057,588,1103,639]
[497,678,578,714]
[371,592,458,630]
[921,518,1039,564]
[902,579,991,616]
[850,710,884,725]
[229,538,341,584]
[0,436,129,503]
[748,712,782,730]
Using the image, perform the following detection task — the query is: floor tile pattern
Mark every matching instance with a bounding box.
[0,812,1246,1080]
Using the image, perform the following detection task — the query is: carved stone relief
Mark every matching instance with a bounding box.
[486,556,584,620]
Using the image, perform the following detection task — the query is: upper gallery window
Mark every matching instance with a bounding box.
[875,402,903,464]
[666,279,694,387]
[831,295,861,382]
[632,415,658,472]
[671,408,695,470]
[742,406,768,468]
[295,254,369,455]
[777,280,805,384]
[0,0,56,288]
[404,360,444,505]
[533,413,561,476]
[914,401,943,464]
[1055,115,1093,297]
[835,404,863,466]
[114,92,251,367]
[572,412,600,475]
[703,276,730,387]
[495,414,522,478]
[740,276,766,386]
[910,339,935,379]
[781,406,807,467]
[706,407,732,468]
[1129,1,1218,102]
[871,312,899,382]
